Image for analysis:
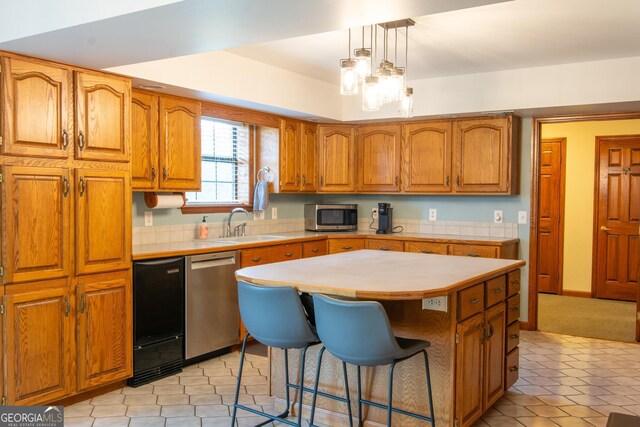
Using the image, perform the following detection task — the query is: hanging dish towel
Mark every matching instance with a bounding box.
[253,180,269,211]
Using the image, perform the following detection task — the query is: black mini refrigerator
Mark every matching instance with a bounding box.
[130,257,185,386]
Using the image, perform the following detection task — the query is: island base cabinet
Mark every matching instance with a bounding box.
[4,279,74,405]
[456,313,485,427]
[76,271,132,392]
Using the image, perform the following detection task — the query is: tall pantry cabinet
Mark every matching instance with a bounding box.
[0,53,132,405]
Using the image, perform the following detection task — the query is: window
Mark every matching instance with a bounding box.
[184,117,251,212]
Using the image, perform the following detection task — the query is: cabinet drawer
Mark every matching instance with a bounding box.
[241,244,302,267]
[507,295,520,325]
[505,347,519,390]
[507,322,519,353]
[508,270,521,297]
[449,244,498,259]
[405,241,448,255]
[365,239,404,252]
[485,275,506,308]
[328,239,365,254]
[303,240,327,258]
[457,284,484,321]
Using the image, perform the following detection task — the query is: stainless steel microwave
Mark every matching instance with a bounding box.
[304,204,358,231]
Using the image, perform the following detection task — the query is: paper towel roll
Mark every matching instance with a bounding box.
[144,193,185,209]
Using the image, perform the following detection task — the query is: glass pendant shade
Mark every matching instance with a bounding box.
[354,48,371,82]
[388,68,405,102]
[376,66,393,104]
[399,87,414,118]
[363,76,381,111]
[340,59,358,95]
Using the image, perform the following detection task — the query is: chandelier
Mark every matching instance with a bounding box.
[340,19,415,117]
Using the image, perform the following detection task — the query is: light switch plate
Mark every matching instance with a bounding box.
[144,211,153,227]
[429,208,437,221]
[494,210,503,224]
[518,210,528,224]
[271,207,278,219]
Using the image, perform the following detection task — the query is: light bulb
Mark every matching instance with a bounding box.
[399,87,414,118]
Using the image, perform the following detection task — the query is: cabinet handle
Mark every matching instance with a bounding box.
[151,166,157,180]
[341,246,353,250]
[296,174,301,186]
[79,177,86,197]
[456,176,460,186]
[63,176,70,197]
[162,167,168,181]
[395,176,398,186]
[488,323,495,338]
[302,175,307,186]
[251,257,262,262]
[466,253,480,257]
[509,366,519,372]
[284,252,294,257]
[481,323,488,341]
[512,280,520,285]
[510,306,520,313]
[470,298,480,304]
[492,287,504,294]
[78,131,85,151]
[420,249,433,254]
[311,248,319,253]
[378,247,391,251]
[62,129,69,149]
[79,293,87,314]
[63,296,70,317]
[446,176,449,186]
[509,334,519,340]
[320,176,324,187]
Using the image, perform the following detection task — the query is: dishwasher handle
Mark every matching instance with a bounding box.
[135,257,184,266]
[190,257,236,270]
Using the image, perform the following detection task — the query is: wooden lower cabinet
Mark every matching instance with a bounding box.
[405,241,448,254]
[365,239,404,252]
[302,240,327,258]
[328,239,365,254]
[449,243,498,258]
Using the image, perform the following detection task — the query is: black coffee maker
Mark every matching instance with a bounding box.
[376,202,393,234]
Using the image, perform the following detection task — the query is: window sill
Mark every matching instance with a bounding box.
[181,204,254,214]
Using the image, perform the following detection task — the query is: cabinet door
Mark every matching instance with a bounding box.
[131,91,159,190]
[454,117,513,193]
[1,57,73,158]
[318,125,356,192]
[5,280,73,405]
[75,71,130,162]
[405,241,448,255]
[483,302,506,409]
[159,96,201,190]
[302,240,327,258]
[328,239,366,254]
[76,272,132,391]
[365,239,404,252]
[300,123,318,192]
[279,119,300,192]
[403,122,452,192]
[3,166,71,284]
[456,313,484,427]
[357,124,401,192]
[75,169,131,275]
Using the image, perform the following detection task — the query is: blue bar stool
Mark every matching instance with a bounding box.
[310,294,436,427]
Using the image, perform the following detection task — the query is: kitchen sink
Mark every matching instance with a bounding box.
[210,235,289,244]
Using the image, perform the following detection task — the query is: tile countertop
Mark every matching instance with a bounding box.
[132,230,519,260]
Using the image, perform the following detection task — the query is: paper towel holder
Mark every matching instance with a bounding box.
[144,192,186,209]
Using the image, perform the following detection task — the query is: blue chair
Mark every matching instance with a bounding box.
[310,294,435,427]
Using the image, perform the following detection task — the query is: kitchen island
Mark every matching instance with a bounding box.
[236,250,525,427]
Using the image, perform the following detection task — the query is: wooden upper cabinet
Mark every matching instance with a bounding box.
[279,119,300,192]
[75,71,131,162]
[2,166,71,284]
[5,280,74,405]
[159,96,201,190]
[403,122,452,192]
[318,125,356,192]
[453,116,519,194]
[1,57,74,158]
[357,124,402,192]
[75,169,131,275]
[300,123,318,192]
[131,91,159,190]
[76,272,132,391]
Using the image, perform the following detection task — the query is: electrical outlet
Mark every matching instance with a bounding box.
[144,211,153,227]
[429,208,437,221]
[372,208,378,219]
[518,211,528,225]
[271,207,278,219]
[422,296,448,312]
[494,210,503,224]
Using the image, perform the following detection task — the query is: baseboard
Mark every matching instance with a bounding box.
[519,321,531,331]
[52,380,126,406]
[561,290,592,298]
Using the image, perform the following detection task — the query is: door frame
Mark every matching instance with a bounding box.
[527,112,640,331]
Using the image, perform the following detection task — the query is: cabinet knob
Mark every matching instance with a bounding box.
[151,166,157,180]
[63,176,70,197]
[509,366,519,372]
[62,129,69,149]
[284,252,294,257]
[492,287,504,294]
[470,298,480,304]
[162,167,168,181]
[79,176,86,197]
[78,131,85,151]
[251,257,262,262]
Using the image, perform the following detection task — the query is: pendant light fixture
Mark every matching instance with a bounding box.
[340,29,358,95]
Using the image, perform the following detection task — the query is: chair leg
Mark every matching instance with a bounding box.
[387,361,397,427]
[422,350,435,427]
[342,361,354,427]
[296,345,311,426]
[231,333,249,425]
[357,365,363,427]
[309,346,326,426]
[284,348,291,416]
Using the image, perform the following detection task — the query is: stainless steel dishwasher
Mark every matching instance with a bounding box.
[185,251,239,360]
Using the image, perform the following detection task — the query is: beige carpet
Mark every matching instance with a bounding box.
[538,293,637,342]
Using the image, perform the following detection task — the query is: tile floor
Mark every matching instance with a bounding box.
[65,331,640,426]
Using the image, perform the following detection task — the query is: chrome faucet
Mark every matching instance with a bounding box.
[226,207,249,237]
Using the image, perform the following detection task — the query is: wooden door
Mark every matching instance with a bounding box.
[300,123,318,192]
[402,122,452,192]
[594,136,640,301]
[75,71,130,162]
[159,96,201,190]
[279,119,300,191]
[483,302,506,409]
[454,117,512,193]
[637,283,640,342]
[76,272,132,391]
[357,124,401,192]
[5,280,73,405]
[455,313,484,427]
[1,57,74,158]
[75,169,131,275]
[537,139,566,294]
[3,166,71,284]
[131,91,159,190]
[317,125,356,192]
